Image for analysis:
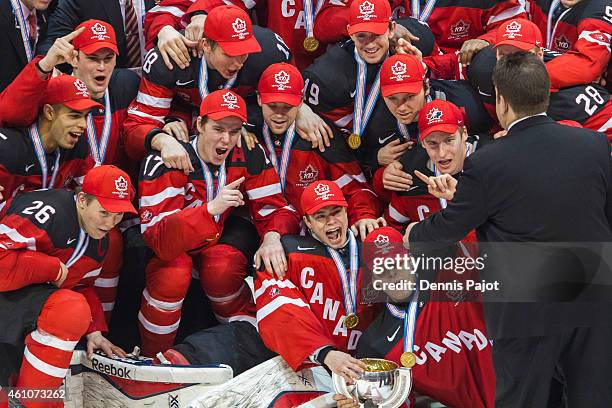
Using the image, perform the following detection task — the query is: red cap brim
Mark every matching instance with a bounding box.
[493,39,535,51]
[208,110,247,122]
[260,92,303,107]
[96,196,137,214]
[63,99,104,112]
[347,22,389,36]
[420,124,459,141]
[217,36,261,57]
[381,81,422,97]
[304,200,348,215]
[79,42,119,56]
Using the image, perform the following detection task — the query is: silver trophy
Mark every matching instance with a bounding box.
[332,358,412,408]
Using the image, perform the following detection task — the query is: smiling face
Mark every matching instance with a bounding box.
[76,193,124,240]
[421,127,467,175]
[196,116,243,165]
[203,40,249,79]
[259,99,301,135]
[73,49,117,100]
[303,205,349,249]
[350,24,394,65]
[43,104,89,150]
[383,86,428,125]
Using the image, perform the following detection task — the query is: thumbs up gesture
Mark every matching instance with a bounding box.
[38,27,85,73]
[207,176,246,216]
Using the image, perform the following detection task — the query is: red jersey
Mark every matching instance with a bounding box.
[138,137,299,262]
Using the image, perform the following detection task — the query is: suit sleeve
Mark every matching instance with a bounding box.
[139,151,220,260]
[37,0,81,55]
[409,157,488,243]
[478,0,527,44]
[0,56,49,127]
[254,270,334,370]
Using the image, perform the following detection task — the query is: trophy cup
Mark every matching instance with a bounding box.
[332,358,412,408]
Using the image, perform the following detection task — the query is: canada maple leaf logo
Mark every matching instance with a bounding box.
[389,61,409,81]
[426,107,444,124]
[273,70,291,91]
[313,182,333,200]
[113,176,129,199]
[358,0,377,21]
[221,92,239,110]
[73,79,90,97]
[231,18,249,40]
[90,22,110,41]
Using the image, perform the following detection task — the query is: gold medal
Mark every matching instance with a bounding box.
[344,313,359,329]
[400,352,416,368]
[303,36,320,52]
[348,133,361,149]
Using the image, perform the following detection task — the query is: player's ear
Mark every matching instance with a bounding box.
[196,116,206,133]
[257,93,262,107]
[388,22,397,39]
[303,215,312,230]
[70,51,80,69]
[460,126,468,142]
[42,104,55,121]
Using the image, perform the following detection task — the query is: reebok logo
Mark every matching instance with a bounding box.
[91,358,133,379]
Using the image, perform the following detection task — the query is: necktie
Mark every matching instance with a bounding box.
[27,11,37,48]
[124,0,142,67]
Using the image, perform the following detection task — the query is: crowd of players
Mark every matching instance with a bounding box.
[0,0,610,406]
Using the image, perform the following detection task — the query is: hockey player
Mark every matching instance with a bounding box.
[137,89,299,356]
[0,165,136,408]
[250,62,385,238]
[254,180,381,382]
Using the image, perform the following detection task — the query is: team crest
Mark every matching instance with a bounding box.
[373,234,392,255]
[554,35,571,51]
[90,22,110,41]
[269,287,280,298]
[74,79,90,97]
[503,21,522,39]
[314,183,334,200]
[113,176,129,199]
[358,1,377,21]
[221,92,239,110]
[273,70,291,91]
[449,20,470,40]
[390,61,409,82]
[426,107,444,124]
[141,209,153,223]
[298,164,319,186]
[231,18,249,40]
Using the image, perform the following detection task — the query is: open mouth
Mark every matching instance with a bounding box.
[271,118,287,126]
[68,131,82,141]
[226,68,239,77]
[215,148,228,156]
[437,159,452,169]
[93,75,106,85]
[363,48,380,57]
[326,227,341,242]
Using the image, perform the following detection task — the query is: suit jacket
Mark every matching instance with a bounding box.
[0,0,54,92]
[409,115,612,338]
[38,0,156,69]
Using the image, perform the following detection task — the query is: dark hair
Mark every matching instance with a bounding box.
[492,52,550,116]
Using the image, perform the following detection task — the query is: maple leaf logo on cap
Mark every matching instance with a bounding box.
[221,91,239,110]
[314,182,333,200]
[231,18,249,40]
[90,22,110,41]
[426,107,444,124]
[273,70,291,91]
[74,78,90,97]
[390,61,410,82]
[373,234,392,254]
[504,20,522,39]
[113,176,129,199]
[358,0,377,21]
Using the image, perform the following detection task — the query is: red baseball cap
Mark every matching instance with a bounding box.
[200,89,247,122]
[43,75,103,111]
[347,0,392,36]
[258,63,304,107]
[73,19,119,55]
[494,18,542,51]
[364,226,404,251]
[301,181,348,215]
[380,54,426,97]
[418,100,465,141]
[203,6,261,57]
[82,165,137,214]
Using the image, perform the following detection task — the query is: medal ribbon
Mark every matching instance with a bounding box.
[387,289,419,355]
[86,90,112,165]
[65,228,89,268]
[191,138,227,222]
[303,0,325,40]
[326,230,359,318]
[29,124,61,189]
[9,0,34,61]
[262,122,296,191]
[352,48,385,138]
[546,0,561,48]
[397,121,412,142]
[199,57,238,99]
[411,0,438,22]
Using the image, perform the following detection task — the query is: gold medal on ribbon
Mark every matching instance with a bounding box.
[400,351,416,368]
[348,133,361,150]
[303,36,319,52]
[344,313,359,329]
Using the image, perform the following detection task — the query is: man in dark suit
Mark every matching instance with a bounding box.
[0,0,55,91]
[38,0,156,69]
[404,52,612,407]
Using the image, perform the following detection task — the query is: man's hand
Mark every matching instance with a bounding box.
[350,217,387,241]
[151,132,194,175]
[324,350,367,383]
[86,331,127,360]
[402,221,418,249]
[162,119,189,142]
[333,394,359,408]
[0,185,5,202]
[296,104,333,152]
[377,139,413,166]
[382,161,413,191]
[493,129,508,139]
[185,14,207,57]
[254,231,287,279]
[157,26,198,70]
[38,27,84,73]
[241,128,258,150]
[207,176,245,216]
[53,262,68,287]
[414,170,457,200]
[459,39,489,65]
